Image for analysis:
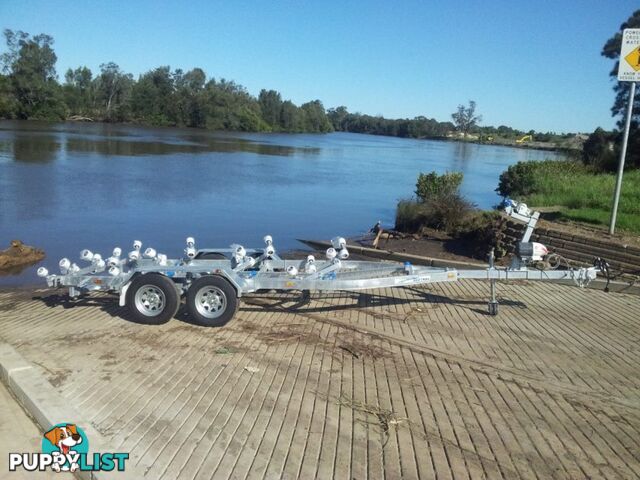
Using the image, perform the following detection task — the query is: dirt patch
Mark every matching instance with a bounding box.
[338,336,394,359]
[232,317,336,350]
[257,323,329,347]
[236,315,392,361]
[235,320,262,333]
[0,240,45,275]
[169,325,201,334]
[138,355,157,362]
[51,331,105,345]
[355,234,486,263]
[0,301,18,312]
[127,330,175,350]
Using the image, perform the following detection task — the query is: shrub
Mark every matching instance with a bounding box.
[496,162,538,197]
[397,171,476,234]
[496,160,589,198]
[395,199,426,233]
[420,193,475,232]
[415,171,463,202]
[582,127,617,172]
[395,194,476,234]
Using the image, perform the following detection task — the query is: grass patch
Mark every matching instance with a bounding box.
[499,161,640,234]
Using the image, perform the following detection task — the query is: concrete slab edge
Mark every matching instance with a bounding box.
[0,342,146,480]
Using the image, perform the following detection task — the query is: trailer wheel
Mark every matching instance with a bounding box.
[126,273,179,324]
[186,275,238,327]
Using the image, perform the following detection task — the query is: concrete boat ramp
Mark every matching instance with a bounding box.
[1,280,640,479]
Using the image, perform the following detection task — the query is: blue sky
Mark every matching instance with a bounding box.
[1,0,637,132]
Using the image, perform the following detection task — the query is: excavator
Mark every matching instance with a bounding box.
[515,134,533,144]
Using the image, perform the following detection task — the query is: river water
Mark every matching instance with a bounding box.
[0,121,563,285]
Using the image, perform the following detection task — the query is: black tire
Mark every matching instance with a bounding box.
[186,275,238,327]
[126,273,180,324]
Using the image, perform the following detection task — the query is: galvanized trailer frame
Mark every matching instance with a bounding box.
[38,201,600,325]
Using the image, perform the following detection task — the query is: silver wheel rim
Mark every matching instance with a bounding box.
[195,286,227,319]
[134,285,166,317]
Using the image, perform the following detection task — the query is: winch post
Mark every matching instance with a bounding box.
[488,248,499,316]
[520,211,539,243]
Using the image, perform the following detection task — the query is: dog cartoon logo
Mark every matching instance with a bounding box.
[10,422,128,473]
[42,423,87,472]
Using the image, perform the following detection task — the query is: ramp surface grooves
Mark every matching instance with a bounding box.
[1,280,639,479]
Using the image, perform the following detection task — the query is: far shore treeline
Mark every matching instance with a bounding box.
[1,28,543,141]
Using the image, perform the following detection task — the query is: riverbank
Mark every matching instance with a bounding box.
[440,135,579,153]
[444,131,585,154]
[0,241,45,276]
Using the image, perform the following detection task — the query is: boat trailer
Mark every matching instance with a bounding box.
[37,200,600,326]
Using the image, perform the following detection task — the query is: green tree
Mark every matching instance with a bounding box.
[174,68,207,127]
[258,89,282,128]
[451,100,482,137]
[582,127,616,171]
[0,30,28,73]
[95,62,133,122]
[1,29,66,120]
[204,78,269,131]
[279,100,301,131]
[299,100,333,133]
[0,74,17,118]
[131,66,178,125]
[496,125,522,138]
[63,66,93,116]
[327,106,348,131]
[415,171,464,201]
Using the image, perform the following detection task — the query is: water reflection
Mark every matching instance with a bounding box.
[64,135,321,157]
[11,134,60,162]
[452,141,474,171]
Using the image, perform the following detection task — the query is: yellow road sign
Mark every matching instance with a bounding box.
[624,47,640,72]
[618,29,640,81]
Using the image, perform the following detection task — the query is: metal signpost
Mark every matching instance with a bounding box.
[610,28,640,234]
